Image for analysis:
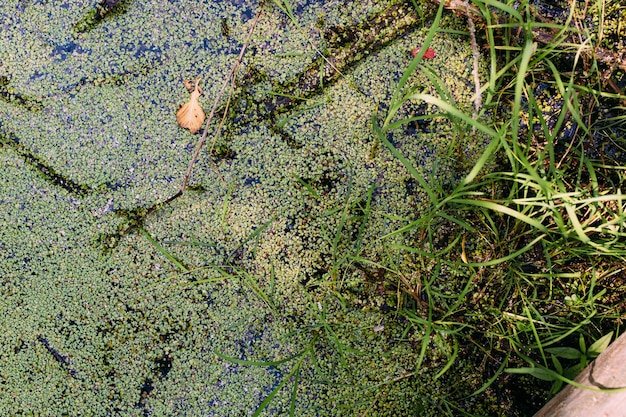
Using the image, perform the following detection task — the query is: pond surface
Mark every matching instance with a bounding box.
[0,0,490,415]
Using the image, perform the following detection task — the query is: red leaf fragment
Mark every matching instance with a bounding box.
[410,47,436,59]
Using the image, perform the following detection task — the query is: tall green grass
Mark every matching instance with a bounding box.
[373,0,626,403]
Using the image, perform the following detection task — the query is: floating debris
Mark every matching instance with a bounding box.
[176,76,206,134]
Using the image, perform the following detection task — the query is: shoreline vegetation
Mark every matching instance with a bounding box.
[1,0,625,415]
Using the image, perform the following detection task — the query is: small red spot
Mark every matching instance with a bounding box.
[411,47,436,59]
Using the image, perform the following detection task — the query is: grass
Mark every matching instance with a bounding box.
[371,0,626,412]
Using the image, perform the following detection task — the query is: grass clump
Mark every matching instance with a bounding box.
[370,0,626,413]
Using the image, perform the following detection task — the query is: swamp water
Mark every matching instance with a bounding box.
[0,0,493,415]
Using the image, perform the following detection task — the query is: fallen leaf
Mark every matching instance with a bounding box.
[177,76,205,134]
[410,47,436,59]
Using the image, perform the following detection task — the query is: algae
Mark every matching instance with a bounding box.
[0,0,502,415]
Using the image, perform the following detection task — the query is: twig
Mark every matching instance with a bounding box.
[206,60,240,183]
[180,6,264,193]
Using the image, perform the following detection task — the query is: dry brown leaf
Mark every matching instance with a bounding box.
[176,76,205,134]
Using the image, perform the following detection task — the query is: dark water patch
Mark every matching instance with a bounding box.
[50,40,90,62]
[529,0,574,24]
[402,103,435,135]
[244,177,261,186]
[299,266,325,290]
[135,355,172,415]
[136,378,154,414]
[37,335,81,379]
[222,0,256,21]
[269,117,304,149]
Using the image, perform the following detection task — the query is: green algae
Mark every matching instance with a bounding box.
[266,0,431,114]
[0,0,500,415]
